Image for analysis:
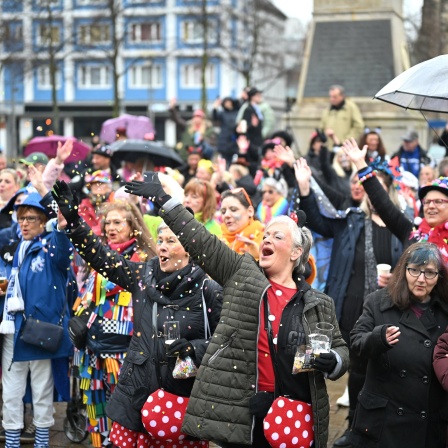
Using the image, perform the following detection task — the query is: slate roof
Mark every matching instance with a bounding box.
[303,20,395,98]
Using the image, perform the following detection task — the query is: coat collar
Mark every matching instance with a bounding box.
[379,288,448,338]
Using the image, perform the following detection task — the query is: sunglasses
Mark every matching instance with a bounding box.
[262,189,275,195]
[232,187,252,207]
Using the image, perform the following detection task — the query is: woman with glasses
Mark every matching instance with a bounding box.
[341,139,448,263]
[0,193,74,448]
[220,188,264,260]
[71,200,156,448]
[257,177,289,224]
[350,242,448,448]
[295,152,406,448]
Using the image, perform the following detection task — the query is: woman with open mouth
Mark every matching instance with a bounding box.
[70,200,156,448]
[52,181,223,448]
[93,173,349,448]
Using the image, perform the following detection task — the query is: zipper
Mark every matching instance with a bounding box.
[207,330,237,365]
[303,312,320,447]
[251,284,270,444]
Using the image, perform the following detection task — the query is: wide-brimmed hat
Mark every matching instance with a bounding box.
[418,177,448,200]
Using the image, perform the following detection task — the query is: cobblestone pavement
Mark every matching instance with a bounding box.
[1,374,348,448]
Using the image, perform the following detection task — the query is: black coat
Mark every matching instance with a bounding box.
[66,219,223,432]
[350,289,448,448]
[242,103,263,149]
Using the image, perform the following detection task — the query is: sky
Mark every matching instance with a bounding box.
[273,0,424,25]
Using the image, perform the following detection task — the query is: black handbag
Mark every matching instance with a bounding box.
[21,317,64,352]
[20,284,68,353]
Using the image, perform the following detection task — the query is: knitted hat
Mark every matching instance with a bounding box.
[418,177,448,200]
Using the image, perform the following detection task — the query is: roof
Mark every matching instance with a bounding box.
[303,19,395,98]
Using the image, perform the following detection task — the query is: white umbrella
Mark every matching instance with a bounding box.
[374,54,448,113]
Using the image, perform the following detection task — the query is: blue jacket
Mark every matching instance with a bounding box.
[0,223,74,362]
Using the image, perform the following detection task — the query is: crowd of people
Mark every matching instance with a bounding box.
[0,84,446,448]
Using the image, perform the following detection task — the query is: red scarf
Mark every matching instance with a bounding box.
[108,238,137,254]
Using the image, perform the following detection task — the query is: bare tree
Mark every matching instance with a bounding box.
[413,0,444,63]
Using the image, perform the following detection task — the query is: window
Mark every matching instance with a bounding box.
[181,21,217,44]
[129,22,161,43]
[5,22,23,42]
[37,24,60,45]
[78,64,110,88]
[181,63,216,88]
[129,64,162,88]
[37,66,61,89]
[79,24,110,45]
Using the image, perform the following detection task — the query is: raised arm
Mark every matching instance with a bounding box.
[342,138,413,242]
[52,181,140,292]
[124,174,245,287]
[294,158,336,238]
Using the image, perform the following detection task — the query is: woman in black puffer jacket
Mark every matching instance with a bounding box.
[58,208,223,447]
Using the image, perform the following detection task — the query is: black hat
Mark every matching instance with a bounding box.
[247,87,262,98]
[92,145,113,158]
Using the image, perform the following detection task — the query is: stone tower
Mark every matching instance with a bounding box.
[289,0,427,154]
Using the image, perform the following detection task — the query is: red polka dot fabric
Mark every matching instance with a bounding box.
[263,398,314,448]
[110,421,209,448]
[109,422,152,448]
[141,389,208,447]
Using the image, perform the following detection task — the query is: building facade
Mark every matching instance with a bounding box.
[0,0,288,158]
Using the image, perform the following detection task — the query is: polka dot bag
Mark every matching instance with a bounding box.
[263,397,314,447]
[141,389,208,447]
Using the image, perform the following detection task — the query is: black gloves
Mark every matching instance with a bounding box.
[52,180,80,228]
[124,172,171,212]
[312,351,337,373]
[167,338,195,360]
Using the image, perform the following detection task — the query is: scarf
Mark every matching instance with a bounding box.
[364,219,379,299]
[0,240,32,334]
[411,219,448,263]
[108,238,136,254]
[221,219,265,257]
[257,197,289,224]
[151,263,198,303]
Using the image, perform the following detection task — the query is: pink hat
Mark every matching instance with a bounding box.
[193,109,205,118]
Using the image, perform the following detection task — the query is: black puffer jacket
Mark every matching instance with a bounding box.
[66,219,223,432]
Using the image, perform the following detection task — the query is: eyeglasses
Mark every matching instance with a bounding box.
[17,215,39,223]
[104,219,127,227]
[231,187,252,207]
[421,198,448,207]
[406,267,439,280]
[262,189,275,195]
